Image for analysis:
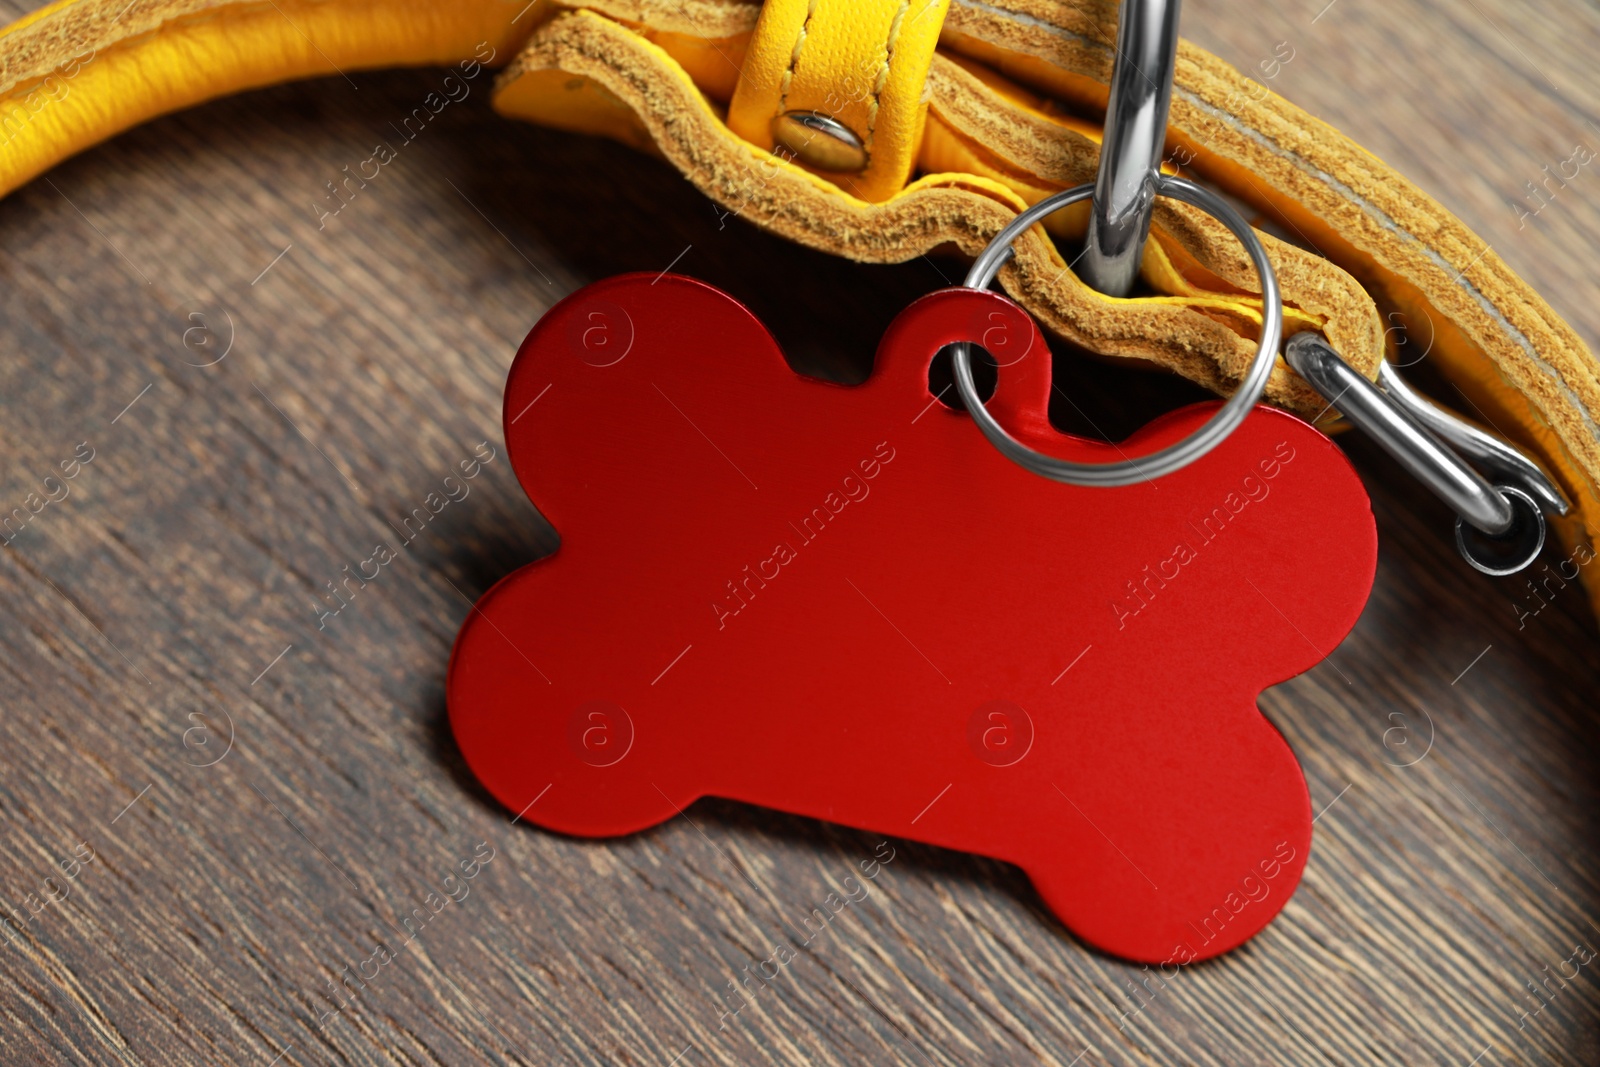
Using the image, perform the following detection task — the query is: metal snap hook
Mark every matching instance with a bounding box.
[1377,361,1569,519]
[1285,333,1516,535]
[1285,332,1569,576]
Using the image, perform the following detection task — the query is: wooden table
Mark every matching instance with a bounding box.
[0,1,1596,1063]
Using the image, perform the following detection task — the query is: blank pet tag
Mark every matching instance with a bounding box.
[447,274,1376,963]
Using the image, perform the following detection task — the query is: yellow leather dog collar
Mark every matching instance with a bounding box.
[728,0,950,202]
[0,0,1594,614]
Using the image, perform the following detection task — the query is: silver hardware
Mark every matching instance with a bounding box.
[1377,362,1569,518]
[1080,0,1182,298]
[943,0,1566,571]
[1286,333,1567,574]
[1456,485,1546,576]
[952,174,1281,487]
[1285,333,1515,534]
[770,111,868,174]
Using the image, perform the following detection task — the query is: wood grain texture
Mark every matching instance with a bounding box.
[0,0,1597,1064]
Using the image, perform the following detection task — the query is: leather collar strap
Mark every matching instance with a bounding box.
[0,0,1595,619]
[727,0,951,203]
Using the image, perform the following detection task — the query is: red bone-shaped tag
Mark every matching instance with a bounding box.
[448,274,1376,963]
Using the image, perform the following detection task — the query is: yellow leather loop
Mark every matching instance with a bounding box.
[728,0,950,203]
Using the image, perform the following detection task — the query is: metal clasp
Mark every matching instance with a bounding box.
[1285,334,1569,576]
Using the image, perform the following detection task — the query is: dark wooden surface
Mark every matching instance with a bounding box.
[1,0,1598,1063]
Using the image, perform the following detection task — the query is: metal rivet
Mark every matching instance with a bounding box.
[770,111,868,174]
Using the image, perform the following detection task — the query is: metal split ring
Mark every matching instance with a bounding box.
[951,175,1282,488]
